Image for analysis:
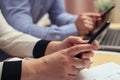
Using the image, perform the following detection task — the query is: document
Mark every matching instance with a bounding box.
[77,62,120,80]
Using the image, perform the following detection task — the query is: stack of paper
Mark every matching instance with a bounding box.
[77,62,120,80]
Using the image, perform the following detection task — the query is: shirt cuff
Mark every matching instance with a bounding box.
[1,61,22,80]
[33,40,51,58]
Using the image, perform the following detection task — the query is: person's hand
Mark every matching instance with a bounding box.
[45,36,89,55]
[21,42,98,80]
[75,13,101,36]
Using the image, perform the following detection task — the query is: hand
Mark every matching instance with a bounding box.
[21,42,98,80]
[75,13,101,36]
[45,36,89,55]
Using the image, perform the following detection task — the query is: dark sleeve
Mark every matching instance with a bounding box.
[1,61,22,80]
[33,40,51,58]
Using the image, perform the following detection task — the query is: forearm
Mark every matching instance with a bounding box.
[6,22,78,41]
[0,24,39,57]
[50,12,77,26]
[49,0,77,26]
[0,40,62,80]
[0,13,77,41]
[21,59,38,80]
[45,41,61,55]
[0,60,41,80]
[0,15,52,58]
[0,34,51,58]
[1,0,78,41]
[0,32,39,57]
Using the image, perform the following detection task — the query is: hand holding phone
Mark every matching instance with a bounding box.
[75,20,111,58]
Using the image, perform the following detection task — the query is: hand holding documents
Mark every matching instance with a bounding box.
[77,62,120,80]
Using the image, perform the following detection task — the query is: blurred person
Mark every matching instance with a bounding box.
[0,13,99,80]
[0,0,101,41]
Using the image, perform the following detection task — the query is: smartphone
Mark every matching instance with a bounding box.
[101,5,115,19]
[86,5,115,39]
[75,20,111,58]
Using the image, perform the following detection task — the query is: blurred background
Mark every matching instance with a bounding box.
[1,0,120,26]
[65,0,120,23]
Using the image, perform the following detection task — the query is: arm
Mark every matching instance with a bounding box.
[0,0,78,40]
[0,41,97,80]
[0,12,91,58]
[0,11,100,58]
[48,0,77,26]
[49,0,102,36]
[0,12,48,58]
[0,12,81,58]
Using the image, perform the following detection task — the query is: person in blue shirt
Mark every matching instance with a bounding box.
[0,0,101,40]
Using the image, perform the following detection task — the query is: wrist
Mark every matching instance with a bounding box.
[24,58,47,80]
[75,21,81,36]
[45,41,62,55]
[21,59,38,80]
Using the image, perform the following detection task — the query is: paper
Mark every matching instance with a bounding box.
[77,62,120,80]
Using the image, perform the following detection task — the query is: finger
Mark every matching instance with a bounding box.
[92,40,99,47]
[82,51,94,58]
[84,13,101,17]
[97,17,102,21]
[68,66,80,75]
[66,36,87,44]
[73,59,91,68]
[71,58,91,67]
[84,20,94,26]
[65,44,98,57]
[81,14,101,26]
[84,21,95,31]
[84,24,94,31]
[81,15,94,22]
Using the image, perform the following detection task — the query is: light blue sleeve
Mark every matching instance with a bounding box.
[49,0,77,25]
[0,0,78,41]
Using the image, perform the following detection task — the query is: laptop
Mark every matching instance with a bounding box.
[85,21,120,52]
[97,27,120,52]
[87,4,120,52]
[86,18,120,52]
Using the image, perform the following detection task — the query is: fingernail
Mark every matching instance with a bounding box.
[93,45,99,49]
[87,59,93,69]
[87,65,91,69]
[75,66,84,69]
[90,58,94,64]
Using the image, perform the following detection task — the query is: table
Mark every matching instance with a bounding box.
[91,23,120,67]
[92,52,120,67]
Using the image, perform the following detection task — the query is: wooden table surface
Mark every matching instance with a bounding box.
[91,52,120,67]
